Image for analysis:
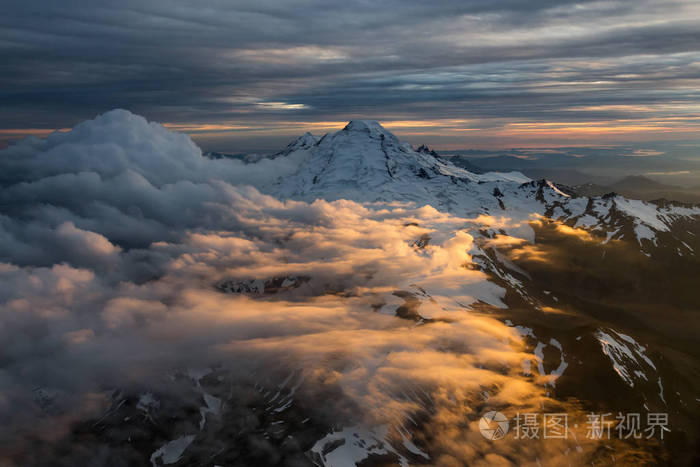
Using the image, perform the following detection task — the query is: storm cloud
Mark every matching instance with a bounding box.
[1,0,700,150]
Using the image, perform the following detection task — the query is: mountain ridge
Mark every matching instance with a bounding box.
[267,120,700,255]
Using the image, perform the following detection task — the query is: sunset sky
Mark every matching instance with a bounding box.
[3,3,700,464]
[2,0,700,152]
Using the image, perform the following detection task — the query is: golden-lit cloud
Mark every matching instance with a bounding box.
[0,111,668,464]
[509,244,550,262]
[482,234,528,249]
[554,224,594,241]
[1,191,592,462]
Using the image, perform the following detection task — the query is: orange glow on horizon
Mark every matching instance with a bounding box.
[0,128,70,136]
[4,114,699,151]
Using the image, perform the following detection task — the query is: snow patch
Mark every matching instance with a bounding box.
[150,435,196,466]
[310,425,409,467]
[595,329,657,390]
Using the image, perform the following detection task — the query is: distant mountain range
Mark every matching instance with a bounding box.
[574,175,700,204]
[440,150,700,203]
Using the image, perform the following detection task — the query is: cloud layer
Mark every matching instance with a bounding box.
[0,110,634,465]
[1,1,700,150]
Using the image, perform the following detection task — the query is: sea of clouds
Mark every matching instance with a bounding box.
[0,110,621,465]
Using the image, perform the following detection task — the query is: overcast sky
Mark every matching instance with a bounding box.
[2,0,700,151]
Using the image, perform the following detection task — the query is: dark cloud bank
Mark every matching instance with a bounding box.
[1,0,700,151]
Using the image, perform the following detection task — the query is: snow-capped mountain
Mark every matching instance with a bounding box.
[271,120,700,257]
[259,121,700,466]
[3,112,700,467]
[273,119,530,205]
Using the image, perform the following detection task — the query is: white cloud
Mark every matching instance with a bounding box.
[0,110,613,464]
[256,101,310,110]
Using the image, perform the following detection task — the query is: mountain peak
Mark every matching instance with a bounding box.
[340,120,400,142]
[342,120,386,132]
[273,118,534,203]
